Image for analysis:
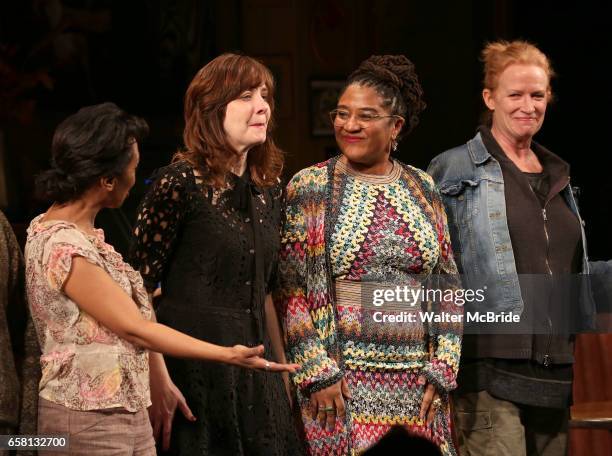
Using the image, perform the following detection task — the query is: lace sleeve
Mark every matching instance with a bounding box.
[130,164,191,292]
[267,181,285,296]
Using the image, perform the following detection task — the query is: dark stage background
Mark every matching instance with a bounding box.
[1,1,611,454]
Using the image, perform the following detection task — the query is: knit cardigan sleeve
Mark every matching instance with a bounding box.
[420,175,463,393]
[277,166,343,395]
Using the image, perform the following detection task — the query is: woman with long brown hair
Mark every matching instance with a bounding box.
[26,102,297,456]
[130,54,303,455]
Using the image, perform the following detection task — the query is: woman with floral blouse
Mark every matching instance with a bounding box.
[25,102,298,455]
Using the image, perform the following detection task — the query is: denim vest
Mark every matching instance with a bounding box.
[427,132,596,330]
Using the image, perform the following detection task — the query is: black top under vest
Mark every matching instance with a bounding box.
[457,127,582,408]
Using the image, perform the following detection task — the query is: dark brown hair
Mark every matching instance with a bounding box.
[36,102,148,203]
[174,53,283,187]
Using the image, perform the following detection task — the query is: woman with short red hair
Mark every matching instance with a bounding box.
[131,54,303,455]
[428,40,609,456]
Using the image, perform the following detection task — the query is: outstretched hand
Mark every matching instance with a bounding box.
[229,344,300,373]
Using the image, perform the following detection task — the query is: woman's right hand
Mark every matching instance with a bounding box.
[309,378,352,431]
[227,344,300,373]
[149,375,195,451]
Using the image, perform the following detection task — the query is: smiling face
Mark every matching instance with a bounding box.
[334,83,403,172]
[483,64,550,142]
[223,83,271,154]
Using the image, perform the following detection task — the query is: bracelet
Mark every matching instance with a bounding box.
[307,371,344,395]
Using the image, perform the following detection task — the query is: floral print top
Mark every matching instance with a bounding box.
[24,215,152,412]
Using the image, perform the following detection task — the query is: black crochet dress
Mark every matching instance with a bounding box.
[130,160,303,455]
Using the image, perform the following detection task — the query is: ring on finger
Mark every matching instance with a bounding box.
[432,398,442,408]
[324,406,335,413]
[264,361,270,371]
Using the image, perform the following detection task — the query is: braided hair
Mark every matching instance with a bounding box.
[345,55,426,138]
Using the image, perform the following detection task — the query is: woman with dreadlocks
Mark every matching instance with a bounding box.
[277,55,463,455]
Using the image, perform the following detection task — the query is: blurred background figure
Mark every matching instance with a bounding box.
[363,426,443,456]
[0,209,40,456]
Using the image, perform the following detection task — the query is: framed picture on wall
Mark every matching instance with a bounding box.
[255,55,293,119]
[309,79,344,136]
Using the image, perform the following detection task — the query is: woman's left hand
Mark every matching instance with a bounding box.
[419,375,441,426]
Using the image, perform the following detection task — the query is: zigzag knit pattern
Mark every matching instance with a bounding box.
[278,157,462,455]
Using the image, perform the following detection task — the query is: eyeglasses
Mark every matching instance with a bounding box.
[329,109,403,127]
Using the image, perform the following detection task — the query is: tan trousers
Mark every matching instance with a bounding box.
[453,391,568,456]
[37,397,155,455]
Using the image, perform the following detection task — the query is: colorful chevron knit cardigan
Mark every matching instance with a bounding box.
[277,156,462,455]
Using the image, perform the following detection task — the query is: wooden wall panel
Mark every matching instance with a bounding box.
[570,334,612,455]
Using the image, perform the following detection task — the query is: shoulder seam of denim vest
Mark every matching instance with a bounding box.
[427,132,596,330]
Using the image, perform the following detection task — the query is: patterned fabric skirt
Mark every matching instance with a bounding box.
[298,367,455,455]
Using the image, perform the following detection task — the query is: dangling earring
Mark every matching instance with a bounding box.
[391,137,398,152]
